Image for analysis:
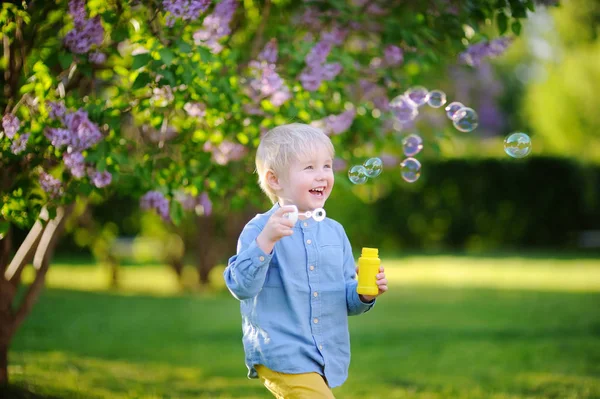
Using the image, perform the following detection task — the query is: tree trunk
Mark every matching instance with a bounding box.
[0,226,11,277]
[196,214,215,286]
[107,255,120,290]
[0,205,72,385]
[169,258,184,282]
[0,277,16,386]
[0,342,7,387]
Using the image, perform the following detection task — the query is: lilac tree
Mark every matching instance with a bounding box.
[0,0,546,385]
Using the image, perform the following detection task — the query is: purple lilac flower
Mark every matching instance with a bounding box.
[332,157,348,172]
[92,170,112,188]
[315,109,356,136]
[198,192,212,216]
[258,39,278,64]
[321,26,348,46]
[140,191,171,221]
[88,51,106,64]
[184,102,207,118]
[299,7,322,29]
[39,171,63,198]
[248,63,281,96]
[10,133,29,155]
[384,45,403,66]
[380,153,399,167]
[150,86,174,107]
[64,14,104,54]
[2,114,20,139]
[305,41,332,66]
[163,0,211,27]
[460,37,513,67]
[69,0,86,27]
[203,140,248,165]
[64,109,103,150]
[63,152,86,178]
[299,30,346,92]
[247,40,291,107]
[193,0,237,54]
[45,128,72,147]
[47,101,66,120]
[269,86,292,107]
[174,191,197,211]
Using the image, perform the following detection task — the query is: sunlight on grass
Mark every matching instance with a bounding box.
[20,256,600,295]
[20,263,197,296]
[384,256,600,292]
[9,351,264,399]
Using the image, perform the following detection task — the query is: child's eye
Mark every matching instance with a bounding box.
[304,166,313,170]
[325,164,332,169]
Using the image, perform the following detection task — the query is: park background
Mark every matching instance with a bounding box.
[1,0,599,398]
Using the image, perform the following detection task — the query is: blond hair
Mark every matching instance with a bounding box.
[256,123,334,203]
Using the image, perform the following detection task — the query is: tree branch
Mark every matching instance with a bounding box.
[12,205,73,334]
[3,208,48,282]
[250,0,272,59]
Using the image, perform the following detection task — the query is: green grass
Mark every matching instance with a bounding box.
[7,255,600,398]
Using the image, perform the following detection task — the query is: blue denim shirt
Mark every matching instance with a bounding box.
[224,203,375,388]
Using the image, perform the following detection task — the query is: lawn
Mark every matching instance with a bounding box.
[6,254,600,398]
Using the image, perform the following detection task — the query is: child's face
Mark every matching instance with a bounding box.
[277,144,334,213]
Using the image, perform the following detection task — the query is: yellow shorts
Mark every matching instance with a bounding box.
[255,364,336,399]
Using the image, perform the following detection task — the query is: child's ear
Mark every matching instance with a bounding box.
[266,170,282,191]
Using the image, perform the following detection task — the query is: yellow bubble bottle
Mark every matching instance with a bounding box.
[356,247,380,296]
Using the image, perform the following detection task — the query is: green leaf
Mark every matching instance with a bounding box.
[58,52,73,69]
[525,0,535,12]
[176,39,192,54]
[0,221,9,237]
[132,53,153,70]
[79,63,93,77]
[497,12,508,35]
[132,72,152,90]
[158,48,175,66]
[511,20,522,35]
[47,207,57,221]
[169,200,183,226]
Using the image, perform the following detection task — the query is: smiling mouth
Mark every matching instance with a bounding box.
[309,187,326,197]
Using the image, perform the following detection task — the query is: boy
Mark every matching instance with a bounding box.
[224,123,388,398]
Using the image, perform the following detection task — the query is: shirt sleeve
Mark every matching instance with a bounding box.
[223,221,273,300]
[341,226,375,316]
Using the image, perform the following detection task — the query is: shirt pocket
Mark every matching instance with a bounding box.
[318,243,345,282]
[264,260,283,287]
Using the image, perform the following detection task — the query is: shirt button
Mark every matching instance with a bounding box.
[313,318,319,324]
[306,239,312,245]
[309,265,315,271]
[259,256,265,262]
[303,222,308,227]
[319,345,323,350]
[313,292,318,297]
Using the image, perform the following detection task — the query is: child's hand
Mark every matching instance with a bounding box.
[256,206,296,254]
[357,265,388,303]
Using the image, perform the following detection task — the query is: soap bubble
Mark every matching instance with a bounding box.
[402,134,423,157]
[400,158,421,183]
[445,101,464,120]
[427,90,447,108]
[348,165,368,184]
[312,207,326,222]
[390,95,418,122]
[452,107,478,132]
[504,132,532,158]
[405,86,429,107]
[363,157,383,178]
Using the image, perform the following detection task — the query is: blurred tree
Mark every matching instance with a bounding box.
[0,0,548,385]
[523,0,600,161]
